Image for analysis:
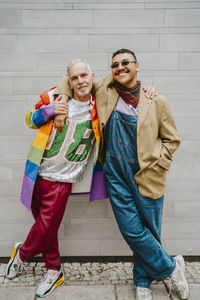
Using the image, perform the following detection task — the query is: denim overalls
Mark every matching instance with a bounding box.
[104,110,175,288]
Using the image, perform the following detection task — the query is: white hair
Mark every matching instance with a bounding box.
[67,58,92,75]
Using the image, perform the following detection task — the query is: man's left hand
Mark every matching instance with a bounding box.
[54,114,67,133]
[143,86,158,99]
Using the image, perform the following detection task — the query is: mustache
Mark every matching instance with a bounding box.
[115,69,130,76]
[77,84,88,88]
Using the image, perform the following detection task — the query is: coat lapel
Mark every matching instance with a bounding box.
[137,89,152,133]
[105,75,119,120]
[107,87,119,118]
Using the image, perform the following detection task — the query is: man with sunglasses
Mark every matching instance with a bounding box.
[54,49,188,300]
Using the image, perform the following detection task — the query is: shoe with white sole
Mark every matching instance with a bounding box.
[136,287,152,300]
[36,269,64,298]
[6,242,22,279]
[170,255,189,299]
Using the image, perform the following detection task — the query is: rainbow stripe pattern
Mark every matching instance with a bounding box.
[20,89,107,210]
[20,88,56,210]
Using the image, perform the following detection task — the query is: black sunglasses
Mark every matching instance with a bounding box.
[111,60,136,69]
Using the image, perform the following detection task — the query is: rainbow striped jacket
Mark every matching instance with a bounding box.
[20,88,107,210]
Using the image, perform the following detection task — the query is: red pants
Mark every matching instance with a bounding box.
[20,176,72,270]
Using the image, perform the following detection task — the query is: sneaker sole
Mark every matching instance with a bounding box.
[36,272,64,298]
[6,242,22,279]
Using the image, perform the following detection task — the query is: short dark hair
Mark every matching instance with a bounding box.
[112,48,137,62]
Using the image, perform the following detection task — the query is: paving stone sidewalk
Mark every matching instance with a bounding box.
[0,261,200,299]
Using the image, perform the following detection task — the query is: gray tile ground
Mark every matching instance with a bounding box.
[0,284,200,300]
[0,261,200,299]
[116,284,170,300]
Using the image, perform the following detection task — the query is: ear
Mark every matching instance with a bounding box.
[136,62,140,72]
[91,72,95,82]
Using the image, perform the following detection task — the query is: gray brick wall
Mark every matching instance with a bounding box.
[0,0,200,257]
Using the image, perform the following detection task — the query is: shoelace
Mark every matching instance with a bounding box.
[40,271,51,284]
[40,270,57,285]
[168,276,185,298]
[163,280,173,300]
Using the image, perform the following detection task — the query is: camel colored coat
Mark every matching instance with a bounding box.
[55,74,180,199]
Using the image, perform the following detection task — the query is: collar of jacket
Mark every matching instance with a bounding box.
[137,89,153,133]
[97,74,153,130]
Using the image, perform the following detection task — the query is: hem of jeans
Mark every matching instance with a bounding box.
[134,281,151,288]
[155,260,176,282]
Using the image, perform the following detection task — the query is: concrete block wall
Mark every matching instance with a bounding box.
[0,0,200,257]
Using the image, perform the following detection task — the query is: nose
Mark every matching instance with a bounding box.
[77,76,84,84]
[118,62,126,69]
[115,63,126,74]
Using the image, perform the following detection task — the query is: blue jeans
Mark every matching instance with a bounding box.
[104,110,175,288]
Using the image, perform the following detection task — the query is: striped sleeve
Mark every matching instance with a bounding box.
[26,103,55,129]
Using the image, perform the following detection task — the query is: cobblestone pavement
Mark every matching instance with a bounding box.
[0,261,200,287]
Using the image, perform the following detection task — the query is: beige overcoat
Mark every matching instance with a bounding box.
[55,74,180,199]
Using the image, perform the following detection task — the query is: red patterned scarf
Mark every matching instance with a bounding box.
[114,81,141,108]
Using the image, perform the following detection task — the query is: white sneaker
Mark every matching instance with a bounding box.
[6,242,22,279]
[170,255,189,299]
[136,287,152,300]
[36,269,64,298]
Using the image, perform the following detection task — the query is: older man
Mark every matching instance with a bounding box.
[55,49,189,300]
[6,59,105,298]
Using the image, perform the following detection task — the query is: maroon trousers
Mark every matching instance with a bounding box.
[20,176,72,270]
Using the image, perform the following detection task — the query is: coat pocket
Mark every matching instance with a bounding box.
[135,162,167,199]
